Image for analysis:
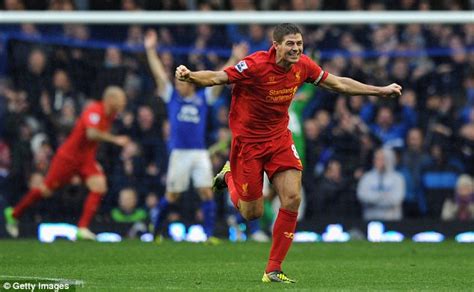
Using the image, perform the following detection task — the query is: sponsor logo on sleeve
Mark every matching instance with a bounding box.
[235,60,248,73]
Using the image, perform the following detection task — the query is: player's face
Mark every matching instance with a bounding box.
[175,79,195,97]
[275,33,303,64]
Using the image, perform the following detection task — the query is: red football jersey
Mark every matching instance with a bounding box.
[224,46,328,142]
[57,101,115,161]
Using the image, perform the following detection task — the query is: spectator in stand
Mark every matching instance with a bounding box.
[111,187,147,223]
[301,119,323,217]
[401,128,430,217]
[3,90,33,197]
[357,147,406,221]
[329,110,368,176]
[125,25,144,48]
[16,49,51,118]
[111,187,148,238]
[110,141,146,196]
[39,69,80,147]
[421,143,463,218]
[121,0,143,11]
[313,159,356,220]
[368,96,417,148]
[442,174,474,221]
[2,0,25,10]
[48,0,75,10]
[227,24,270,53]
[94,46,127,97]
[423,94,456,148]
[124,104,167,196]
[133,105,163,172]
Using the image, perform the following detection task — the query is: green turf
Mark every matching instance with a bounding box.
[0,240,473,291]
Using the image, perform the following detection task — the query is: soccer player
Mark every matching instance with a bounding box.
[4,86,130,240]
[175,23,402,283]
[144,29,248,243]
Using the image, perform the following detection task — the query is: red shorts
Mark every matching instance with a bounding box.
[229,130,302,202]
[44,153,104,190]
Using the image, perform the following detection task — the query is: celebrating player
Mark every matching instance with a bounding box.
[175,23,402,283]
[4,86,130,240]
[144,29,248,243]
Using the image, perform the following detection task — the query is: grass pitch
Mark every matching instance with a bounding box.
[0,240,473,291]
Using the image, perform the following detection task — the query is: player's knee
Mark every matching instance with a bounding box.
[281,192,301,210]
[198,188,213,201]
[165,192,180,203]
[90,184,107,194]
[41,188,53,198]
[39,184,53,198]
[86,175,108,194]
[241,208,264,221]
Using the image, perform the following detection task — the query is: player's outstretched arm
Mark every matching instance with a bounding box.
[319,73,402,98]
[144,29,170,98]
[86,128,130,147]
[175,65,229,87]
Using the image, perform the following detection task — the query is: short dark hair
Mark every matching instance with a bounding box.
[273,23,302,43]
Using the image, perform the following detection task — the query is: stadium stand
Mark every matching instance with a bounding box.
[0,0,473,234]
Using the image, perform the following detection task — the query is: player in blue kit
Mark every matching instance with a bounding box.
[145,29,248,242]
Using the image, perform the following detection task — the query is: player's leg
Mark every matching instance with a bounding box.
[262,169,301,284]
[153,191,181,240]
[154,150,190,238]
[78,162,107,240]
[4,180,51,238]
[5,154,72,237]
[78,174,107,239]
[268,170,301,261]
[9,180,53,219]
[193,150,218,241]
[262,133,302,283]
[196,187,220,244]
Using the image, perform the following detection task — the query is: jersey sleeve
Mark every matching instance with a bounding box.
[303,56,328,86]
[223,55,257,85]
[82,106,103,129]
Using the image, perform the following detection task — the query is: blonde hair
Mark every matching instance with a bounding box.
[456,174,474,190]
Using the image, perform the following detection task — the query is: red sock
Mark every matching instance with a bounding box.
[12,188,43,219]
[225,172,239,209]
[77,192,102,228]
[266,208,298,273]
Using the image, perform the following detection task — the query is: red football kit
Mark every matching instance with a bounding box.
[44,101,115,190]
[224,46,328,201]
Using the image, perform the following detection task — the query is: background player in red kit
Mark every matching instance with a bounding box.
[175,23,402,283]
[4,86,130,240]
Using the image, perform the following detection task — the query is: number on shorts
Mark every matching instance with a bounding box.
[291,144,300,159]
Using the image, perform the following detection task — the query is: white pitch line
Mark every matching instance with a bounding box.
[0,275,85,286]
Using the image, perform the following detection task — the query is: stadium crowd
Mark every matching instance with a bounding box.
[0,0,473,233]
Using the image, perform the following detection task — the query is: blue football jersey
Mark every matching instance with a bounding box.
[166,86,210,150]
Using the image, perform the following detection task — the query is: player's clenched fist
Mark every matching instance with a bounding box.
[175,65,191,82]
[380,83,402,98]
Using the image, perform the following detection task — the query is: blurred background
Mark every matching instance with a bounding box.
[0,0,473,241]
